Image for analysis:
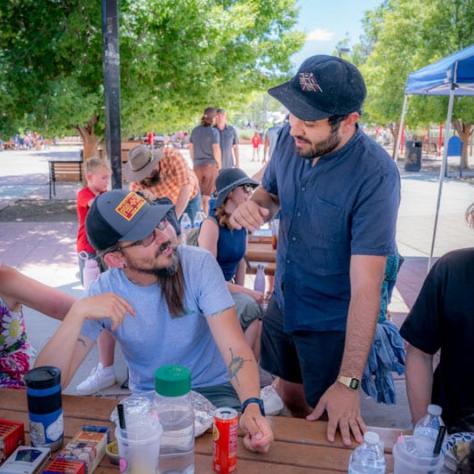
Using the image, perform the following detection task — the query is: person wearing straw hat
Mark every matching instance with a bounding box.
[230,54,400,446]
[198,168,262,355]
[126,144,201,224]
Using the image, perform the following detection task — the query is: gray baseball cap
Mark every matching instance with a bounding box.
[124,145,163,182]
[86,190,172,251]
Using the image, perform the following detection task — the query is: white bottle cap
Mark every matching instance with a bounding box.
[364,431,380,445]
[428,404,442,416]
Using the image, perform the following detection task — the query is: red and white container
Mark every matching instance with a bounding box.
[212,407,238,473]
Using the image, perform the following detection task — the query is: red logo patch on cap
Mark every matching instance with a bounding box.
[115,192,146,221]
[299,72,323,93]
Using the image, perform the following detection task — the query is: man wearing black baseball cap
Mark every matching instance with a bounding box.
[230,55,400,445]
[36,190,273,454]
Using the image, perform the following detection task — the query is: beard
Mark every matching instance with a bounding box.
[294,127,341,159]
[125,241,179,277]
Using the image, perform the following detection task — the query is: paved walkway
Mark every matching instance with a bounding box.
[1,145,473,428]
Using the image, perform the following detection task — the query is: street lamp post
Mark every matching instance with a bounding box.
[102,0,122,189]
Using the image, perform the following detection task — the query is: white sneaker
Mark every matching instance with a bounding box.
[260,385,284,416]
[76,363,116,395]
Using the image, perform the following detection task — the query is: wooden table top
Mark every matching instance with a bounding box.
[0,389,400,472]
[246,238,276,264]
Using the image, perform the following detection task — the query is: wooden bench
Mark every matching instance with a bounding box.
[48,158,83,199]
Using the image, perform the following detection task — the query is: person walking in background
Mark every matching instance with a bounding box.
[189,107,221,214]
[230,55,400,445]
[215,108,240,169]
[251,131,262,162]
[126,144,201,224]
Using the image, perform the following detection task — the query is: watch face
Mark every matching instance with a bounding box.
[349,378,360,390]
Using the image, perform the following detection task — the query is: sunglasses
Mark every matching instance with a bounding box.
[119,218,169,250]
[240,184,255,193]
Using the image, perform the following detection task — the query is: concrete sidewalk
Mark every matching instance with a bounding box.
[1,145,473,428]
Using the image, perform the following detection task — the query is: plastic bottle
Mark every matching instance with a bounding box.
[193,211,206,229]
[414,404,444,440]
[348,431,386,474]
[155,365,194,474]
[254,264,266,294]
[83,257,100,290]
[180,213,192,244]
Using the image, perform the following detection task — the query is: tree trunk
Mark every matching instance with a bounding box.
[453,120,473,170]
[76,113,100,161]
[388,122,400,159]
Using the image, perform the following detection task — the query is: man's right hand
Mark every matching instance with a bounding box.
[69,293,135,330]
[229,200,269,231]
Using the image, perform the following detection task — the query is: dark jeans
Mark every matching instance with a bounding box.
[181,192,201,225]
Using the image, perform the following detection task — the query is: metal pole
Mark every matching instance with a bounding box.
[428,84,456,271]
[394,95,408,162]
[102,0,122,189]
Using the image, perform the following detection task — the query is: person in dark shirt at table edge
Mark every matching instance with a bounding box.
[401,202,474,432]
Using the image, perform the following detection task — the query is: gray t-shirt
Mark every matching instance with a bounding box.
[81,246,234,392]
[190,125,220,166]
[216,125,239,169]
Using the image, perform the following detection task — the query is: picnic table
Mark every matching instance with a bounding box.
[246,234,276,276]
[0,388,400,472]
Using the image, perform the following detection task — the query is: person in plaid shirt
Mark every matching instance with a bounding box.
[126,145,201,223]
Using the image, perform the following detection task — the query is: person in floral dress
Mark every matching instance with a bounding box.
[0,264,74,388]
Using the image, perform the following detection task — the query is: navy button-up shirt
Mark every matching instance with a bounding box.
[262,124,400,333]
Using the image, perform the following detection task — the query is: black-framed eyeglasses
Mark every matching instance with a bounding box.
[119,218,169,250]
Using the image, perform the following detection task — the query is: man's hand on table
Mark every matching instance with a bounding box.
[306,382,366,446]
[239,405,274,453]
[229,200,269,231]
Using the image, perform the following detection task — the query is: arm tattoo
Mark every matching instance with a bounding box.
[227,348,251,386]
[77,337,87,347]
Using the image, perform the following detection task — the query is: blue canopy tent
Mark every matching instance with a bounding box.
[393,44,474,269]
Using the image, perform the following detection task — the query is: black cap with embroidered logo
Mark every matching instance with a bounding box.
[86,190,172,251]
[268,55,366,122]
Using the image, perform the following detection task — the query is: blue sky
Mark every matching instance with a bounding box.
[291,0,382,67]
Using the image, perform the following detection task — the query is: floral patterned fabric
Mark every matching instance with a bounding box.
[0,298,30,388]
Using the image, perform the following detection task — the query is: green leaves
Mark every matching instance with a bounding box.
[0,0,303,138]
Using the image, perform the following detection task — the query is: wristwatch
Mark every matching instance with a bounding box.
[241,397,266,416]
[337,375,360,390]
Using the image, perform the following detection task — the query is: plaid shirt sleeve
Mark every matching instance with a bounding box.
[167,149,191,186]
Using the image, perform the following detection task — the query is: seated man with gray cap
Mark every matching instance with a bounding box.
[35,190,273,454]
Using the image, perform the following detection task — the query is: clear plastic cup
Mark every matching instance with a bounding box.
[115,421,162,474]
[393,436,444,474]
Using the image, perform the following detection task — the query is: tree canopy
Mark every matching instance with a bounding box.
[345,0,474,164]
[0,0,303,140]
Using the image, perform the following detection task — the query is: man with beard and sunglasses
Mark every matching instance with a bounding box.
[230,55,400,446]
[36,190,273,453]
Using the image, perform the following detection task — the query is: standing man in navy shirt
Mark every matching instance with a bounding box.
[230,55,400,445]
